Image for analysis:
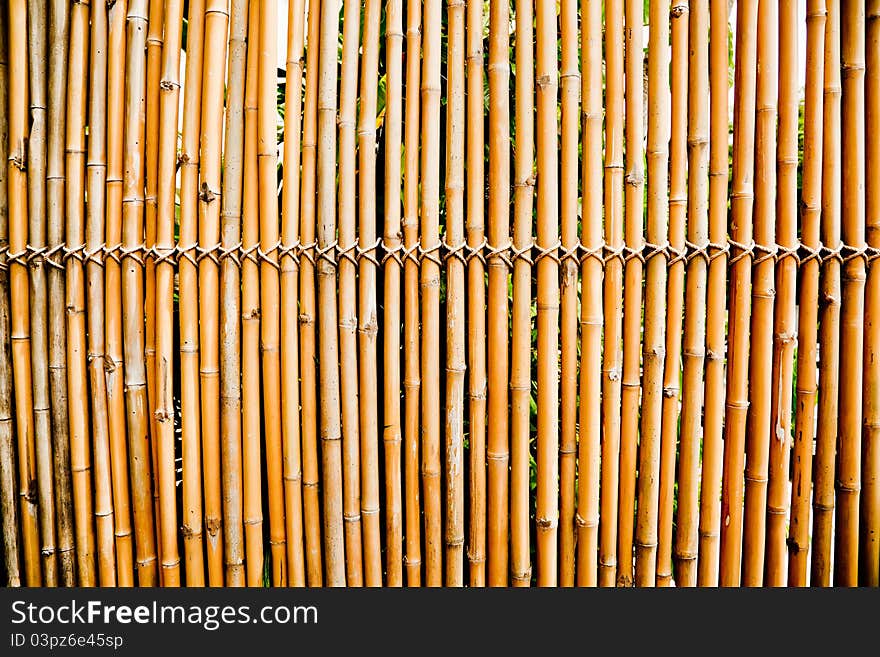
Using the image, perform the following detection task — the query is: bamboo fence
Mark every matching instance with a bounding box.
[1,0,879,588]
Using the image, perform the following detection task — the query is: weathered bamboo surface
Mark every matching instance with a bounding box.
[1,0,879,587]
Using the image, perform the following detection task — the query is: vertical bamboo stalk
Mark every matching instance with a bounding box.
[488,0,511,587]
[155,0,185,588]
[635,0,670,587]
[105,0,135,587]
[765,0,797,587]
[788,0,825,587]
[676,0,709,588]
[27,0,60,587]
[281,0,306,588]
[741,0,777,587]
[575,0,602,588]
[47,0,76,589]
[697,0,730,588]
[403,0,422,587]
[812,0,841,587]
[659,0,688,589]
[444,0,466,587]
[600,0,624,588]
[200,0,231,587]
[618,0,644,588]
[557,0,579,588]
[834,0,866,587]
[86,0,117,587]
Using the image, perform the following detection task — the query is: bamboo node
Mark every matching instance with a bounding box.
[199,183,218,204]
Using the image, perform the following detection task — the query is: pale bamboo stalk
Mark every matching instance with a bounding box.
[221,0,249,589]
[788,0,825,587]
[834,0,866,587]
[618,0,644,588]
[402,0,422,587]
[47,0,75,588]
[200,0,231,587]
[85,0,117,587]
[811,0,841,587]
[765,0,798,587]
[179,0,207,587]
[697,0,730,588]
[861,0,880,588]
[122,0,158,587]
[676,0,709,588]
[337,0,364,587]
[27,0,59,587]
[575,0,602,588]
[242,0,265,586]
[658,0,688,589]
[105,0,135,587]
[421,0,442,587]
[444,0,466,587]
[600,0,624,588]
[719,0,758,587]
[299,0,323,586]
[66,0,96,587]
[635,0,670,588]
[155,0,186,588]
[280,0,306,587]
[741,0,777,587]
[557,0,579,588]
[383,0,405,587]
[488,0,511,587]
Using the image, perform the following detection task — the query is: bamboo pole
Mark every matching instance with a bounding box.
[299,0,323,586]
[788,0,825,587]
[337,0,364,588]
[488,0,511,587]
[27,0,60,587]
[618,0,644,588]
[242,0,265,587]
[85,0,117,587]
[383,0,405,587]
[200,0,231,587]
[47,0,76,589]
[635,0,670,587]
[600,0,624,588]
[697,0,730,588]
[281,0,306,587]
[741,0,777,587]
[659,0,688,588]
[835,0,867,587]
[676,0,709,588]
[558,0,579,588]
[861,0,880,588]
[575,0,602,588]
[105,0,135,587]
[403,0,422,587]
[155,0,185,588]
[812,0,841,587]
[765,0,798,587]
[444,0,466,587]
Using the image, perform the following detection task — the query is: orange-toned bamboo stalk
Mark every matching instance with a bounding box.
[600,0,624,589]
[154,0,185,588]
[811,0,841,587]
[788,0,825,587]
[121,0,158,587]
[488,0,511,587]
[280,0,306,588]
[658,0,688,589]
[741,0,777,587]
[834,0,867,587]
[402,0,422,587]
[765,0,797,587]
[575,0,602,588]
